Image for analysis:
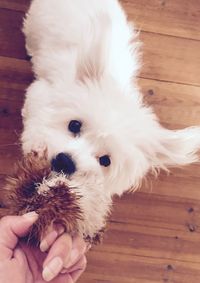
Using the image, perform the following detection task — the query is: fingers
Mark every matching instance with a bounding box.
[40,224,65,252]
[40,230,58,252]
[42,233,72,282]
[0,212,38,260]
[42,233,88,282]
[60,236,89,282]
[63,235,87,269]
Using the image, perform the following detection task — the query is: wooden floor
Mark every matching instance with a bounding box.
[0,0,200,282]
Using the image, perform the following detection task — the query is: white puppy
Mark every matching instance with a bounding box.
[21,0,200,237]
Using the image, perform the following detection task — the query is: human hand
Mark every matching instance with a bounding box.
[38,222,89,282]
[0,212,88,283]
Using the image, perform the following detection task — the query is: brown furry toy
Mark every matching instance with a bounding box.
[0,152,111,246]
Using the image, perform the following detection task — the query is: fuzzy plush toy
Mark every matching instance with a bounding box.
[0,152,108,246]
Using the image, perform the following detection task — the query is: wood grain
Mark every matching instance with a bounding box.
[0,56,32,84]
[121,0,200,41]
[2,0,200,41]
[140,31,200,86]
[1,8,200,86]
[0,8,26,59]
[0,1,200,283]
[81,248,200,283]
[0,0,29,12]
[140,78,200,128]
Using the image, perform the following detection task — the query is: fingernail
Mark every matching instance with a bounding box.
[40,231,58,252]
[42,257,63,282]
[23,211,38,222]
[40,239,49,253]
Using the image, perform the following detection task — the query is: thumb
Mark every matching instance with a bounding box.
[0,212,38,260]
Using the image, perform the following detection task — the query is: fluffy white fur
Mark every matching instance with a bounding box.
[21,0,200,236]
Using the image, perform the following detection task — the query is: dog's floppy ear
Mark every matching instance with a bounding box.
[151,127,200,170]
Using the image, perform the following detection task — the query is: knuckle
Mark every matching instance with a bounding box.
[0,216,11,228]
[73,235,86,253]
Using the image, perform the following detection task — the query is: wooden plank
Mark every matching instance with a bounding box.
[121,0,200,41]
[111,193,200,234]
[0,31,199,87]
[0,98,23,115]
[141,166,200,201]
[0,115,21,130]
[0,9,200,86]
[0,8,27,59]
[140,31,200,86]
[103,226,200,263]
[139,78,200,128]
[0,145,21,175]
[0,129,22,146]
[80,248,200,283]
[0,0,29,12]
[0,80,28,92]
[0,86,25,101]
[79,191,200,282]
[0,56,33,85]
[0,98,23,136]
[1,0,200,42]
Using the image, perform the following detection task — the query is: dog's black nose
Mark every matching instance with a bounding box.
[51,153,76,175]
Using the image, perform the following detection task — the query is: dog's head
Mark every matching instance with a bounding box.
[22,79,200,198]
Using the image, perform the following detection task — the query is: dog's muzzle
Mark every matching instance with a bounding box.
[51,153,76,175]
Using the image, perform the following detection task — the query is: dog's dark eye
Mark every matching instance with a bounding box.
[68,120,82,134]
[99,155,111,167]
